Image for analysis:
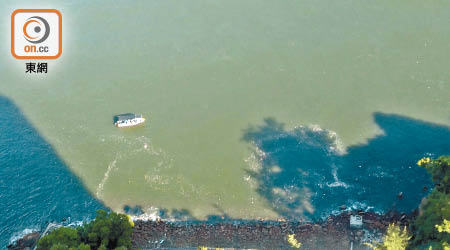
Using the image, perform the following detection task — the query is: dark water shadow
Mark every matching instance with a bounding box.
[124,205,145,216]
[0,96,106,248]
[242,113,450,221]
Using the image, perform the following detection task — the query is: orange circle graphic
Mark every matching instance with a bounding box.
[23,19,39,39]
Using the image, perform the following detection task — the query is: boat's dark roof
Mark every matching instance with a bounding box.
[114,113,142,122]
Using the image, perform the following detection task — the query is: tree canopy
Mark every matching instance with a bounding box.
[418,156,450,194]
[365,224,410,250]
[37,210,133,250]
[412,156,450,248]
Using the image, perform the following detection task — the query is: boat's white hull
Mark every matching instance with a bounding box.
[115,118,146,128]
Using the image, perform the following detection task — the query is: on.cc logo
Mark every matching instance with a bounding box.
[11,9,62,59]
[23,16,50,44]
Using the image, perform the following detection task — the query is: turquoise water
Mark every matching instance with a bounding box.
[1,0,450,248]
[0,96,105,248]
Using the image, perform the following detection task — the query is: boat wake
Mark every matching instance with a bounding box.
[95,135,173,198]
[96,155,119,198]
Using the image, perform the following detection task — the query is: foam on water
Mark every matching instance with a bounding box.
[9,226,40,245]
[128,207,162,222]
[326,164,350,188]
[96,155,119,198]
[95,134,174,196]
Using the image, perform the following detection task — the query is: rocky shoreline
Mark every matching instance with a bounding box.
[7,232,40,250]
[132,210,417,250]
[7,210,417,250]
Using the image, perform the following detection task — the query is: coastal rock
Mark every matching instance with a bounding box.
[7,232,40,250]
[364,219,375,224]
[131,210,417,249]
[400,214,407,221]
[356,230,365,237]
[374,221,385,229]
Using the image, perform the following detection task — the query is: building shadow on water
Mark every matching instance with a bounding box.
[0,96,106,248]
[242,113,450,221]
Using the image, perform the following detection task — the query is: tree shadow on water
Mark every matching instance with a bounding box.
[242,113,450,221]
[0,96,106,248]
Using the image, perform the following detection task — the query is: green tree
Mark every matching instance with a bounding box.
[37,210,133,250]
[37,227,80,250]
[50,244,70,250]
[413,191,450,244]
[428,220,450,250]
[365,224,410,250]
[76,243,92,250]
[418,156,450,194]
[287,234,302,249]
[49,243,91,250]
[436,220,450,234]
[79,210,133,249]
[412,156,450,247]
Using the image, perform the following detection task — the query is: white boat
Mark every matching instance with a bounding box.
[114,113,146,128]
